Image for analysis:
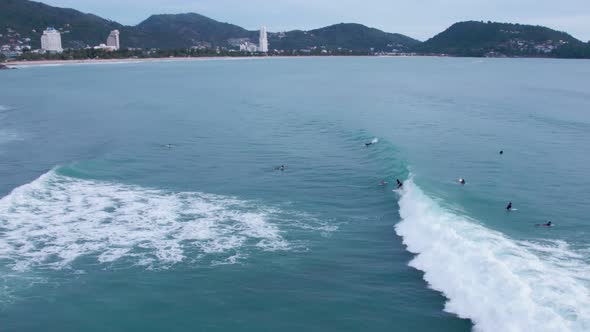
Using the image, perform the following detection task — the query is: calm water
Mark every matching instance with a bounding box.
[0,57,589,332]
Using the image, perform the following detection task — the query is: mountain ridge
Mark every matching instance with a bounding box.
[1,0,589,58]
[269,23,420,52]
[0,0,419,51]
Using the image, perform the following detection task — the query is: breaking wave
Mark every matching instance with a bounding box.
[0,170,306,272]
[395,179,590,332]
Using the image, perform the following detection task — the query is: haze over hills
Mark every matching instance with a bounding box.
[1,0,589,58]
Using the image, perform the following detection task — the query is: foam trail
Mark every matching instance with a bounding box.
[395,179,590,332]
[371,138,379,144]
[0,170,293,271]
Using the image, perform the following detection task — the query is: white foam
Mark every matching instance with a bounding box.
[395,179,590,332]
[0,171,293,271]
[371,138,379,144]
[211,253,247,266]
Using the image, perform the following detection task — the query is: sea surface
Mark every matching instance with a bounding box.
[0,57,589,332]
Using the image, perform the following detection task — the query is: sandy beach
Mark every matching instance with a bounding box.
[4,56,275,67]
[3,55,387,68]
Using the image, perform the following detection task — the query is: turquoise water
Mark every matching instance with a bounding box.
[0,57,589,331]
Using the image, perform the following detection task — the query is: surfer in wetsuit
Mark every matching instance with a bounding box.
[274,165,286,171]
[396,179,403,189]
[365,142,373,147]
[459,178,466,185]
[500,150,504,155]
[506,202,512,211]
[536,221,552,227]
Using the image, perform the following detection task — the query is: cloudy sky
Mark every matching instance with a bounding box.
[40,0,590,41]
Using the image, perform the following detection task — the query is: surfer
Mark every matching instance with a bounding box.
[365,142,373,147]
[396,179,403,189]
[506,202,512,211]
[274,165,286,171]
[459,178,466,185]
[500,150,504,155]
[536,221,552,227]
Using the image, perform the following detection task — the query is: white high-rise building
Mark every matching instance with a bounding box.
[41,28,62,53]
[258,26,269,53]
[106,30,120,50]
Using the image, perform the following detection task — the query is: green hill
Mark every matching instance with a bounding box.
[0,0,122,48]
[131,13,257,49]
[2,1,589,58]
[552,42,590,58]
[0,0,418,51]
[269,23,420,52]
[414,21,583,57]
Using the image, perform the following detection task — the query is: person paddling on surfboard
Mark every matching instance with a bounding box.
[506,202,513,211]
[459,178,466,185]
[536,221,552,227]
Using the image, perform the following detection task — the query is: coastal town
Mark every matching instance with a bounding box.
[0,25,271,61]
[1,10,589,62]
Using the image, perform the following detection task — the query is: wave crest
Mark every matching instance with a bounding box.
[395,179,590,332]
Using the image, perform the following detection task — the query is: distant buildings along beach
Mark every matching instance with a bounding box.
[2,28,121,58]
[239,27,269,53]
[1,25,272,59]
[41,28,62,53]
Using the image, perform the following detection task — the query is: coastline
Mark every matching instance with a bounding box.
[4,55,433,68]
[4,54,584,68]
[4,56,273,67]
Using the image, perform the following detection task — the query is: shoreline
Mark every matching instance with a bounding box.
[5,55,389,67]
[5,56,272,67]
[4,54,586,68]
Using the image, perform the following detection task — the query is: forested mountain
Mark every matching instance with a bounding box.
[1,1,589,58]
[0,0,121,48]
[0,0,416,51]
[413,21,584,57]
[269,23,420,52]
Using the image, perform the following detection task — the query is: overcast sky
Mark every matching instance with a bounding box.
[40,0,590,41]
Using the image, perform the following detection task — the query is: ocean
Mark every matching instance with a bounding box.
[0,57,589,332]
